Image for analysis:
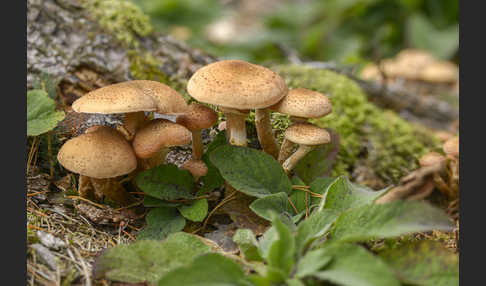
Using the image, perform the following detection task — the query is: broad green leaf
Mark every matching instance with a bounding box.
[258,226,278,260]
[200,131,227,194]
[27,89,65,136]
[318,176,390,213]
[313,243,401,286]
[143,196,180,208]
[177,199,208,222]
[295,209,339,255]
[379,240,459,286]
[289,176,308,213]
[248,274,272,286]
[136,164,194,200]
[309,177,335,206]
[157,253,250,286]
[249,192,293,220]
[294,128,340,184]
[233,229,263,262]
[267,216,295,279]
[93,232,212,284]
[295,248,332,278]
[137,207,186,240]
[210,145,292,198]
[286,278,306,286]
[330,201,454,242]
[407,13,459,59]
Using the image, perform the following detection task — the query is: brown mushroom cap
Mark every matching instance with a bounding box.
[132,119,191,159]
[181,159,208,181]
[285,123,331,146]
[187,60,288,109]
[72,81,157,114]
[443,136,459,158]
[57,126,137,179]
[270,88,332,118]
[133,80,189,115]
[176,103,218,131]
[419,152,446,167]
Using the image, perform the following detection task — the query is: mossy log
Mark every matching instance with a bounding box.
[27,0,440,186]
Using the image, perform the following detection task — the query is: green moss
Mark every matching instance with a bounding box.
[81,0,153,48]
[270,65,440,183]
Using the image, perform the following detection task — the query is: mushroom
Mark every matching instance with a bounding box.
[418,151,455,198]
[443,136,459,159]
[281,123,331,174]
[187,60,287,149]
[57,126,138,206]
[176,103,218,160]
[181,159,208,182]
[72,80,188,141]
[442,136,459,196]
[132,119,192,168]
[269,88,332,163]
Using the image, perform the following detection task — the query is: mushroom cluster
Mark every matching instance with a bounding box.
[57,60,335,206]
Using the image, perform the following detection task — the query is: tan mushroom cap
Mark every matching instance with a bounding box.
[443,136,459,158]
[176,103,218,131]
[285,123,331,146]
[132,119,191,159]
[187,60,288,109]
[57,126,137,179]
[270,88,332,118]
[419,152,446,167]
[133,80,189,115]
[72,81,157,114]
[181,159,208,181]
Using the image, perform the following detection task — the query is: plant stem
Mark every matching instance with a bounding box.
[255,108,279,159]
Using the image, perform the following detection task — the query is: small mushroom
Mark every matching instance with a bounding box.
[270,88,332,163]
[443,136,459,159]
[132,119,192,168]
[181,159,208,182]
[281,123,331,174]
[419,151,454,198]
[57,126,138,206]
[187,60,287,149]
[176,103,218,160]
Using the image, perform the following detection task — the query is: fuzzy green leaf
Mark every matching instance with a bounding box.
[267,216,295,280]
[157,253,250,286]
[210,145,292,198]
[93,232,212,284]
[313,243,401,286]
[330,201,454,242]
[137,207,186,240]
[309,177,335,206]
[379,240,459,286]
[250,192,293,220]
[289,176,308,213]
[233,229,263,262]
[295,209,339,255]
[295,248,332,278]
[136,164,194,200]
[318,176,390,213]
[143,196,180,208]
[177,199,208,222]
[27,89,65,136]
[200,131,227,194]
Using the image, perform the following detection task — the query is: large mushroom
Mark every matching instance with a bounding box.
[57,126,138,206]
[281,123,331,174]
[270,88,332,163]
[72,80,188,140]
[187,60,287,151]
[132,119,192,168]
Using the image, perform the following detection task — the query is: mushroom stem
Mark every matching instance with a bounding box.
[78,175,99,201]
[90,178,137,206]
[224,110,248,147]
[123,111,148,140]
[255,109,279,159]
[278,139,296,164]
[146,148,169,169]
[191,130,204,160]
[282,145,314,174]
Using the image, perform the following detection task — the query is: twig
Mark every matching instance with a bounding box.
[66,196,106,209]
[200,192,237,234]
[287,197,298,214]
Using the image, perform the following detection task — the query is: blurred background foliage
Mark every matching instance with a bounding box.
[131,0,458,66]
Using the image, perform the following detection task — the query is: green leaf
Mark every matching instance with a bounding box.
[289,176,308,214]
[249,192,293,220]
[313,243,401,286]
[309,177,335,206]
[177,199,208,222]
[267,216,295,279]
[210,145,292,198]
[233,229,263,262]
[286,278,306,286]
[407,13,459,59]
[379,240,459,286]
[295,209,339,255]
[137,207,186,240]
[157,253,250,286]
[143,196,180,208]
[136,164,194,200]
[93,232,212,284]
[27,89,65,136]
[318,176,390,213]
[295,248,332,278]
[294,128,340,184]
[330,201,454,242]
[258,226,278,260]
[200,132,227,194]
